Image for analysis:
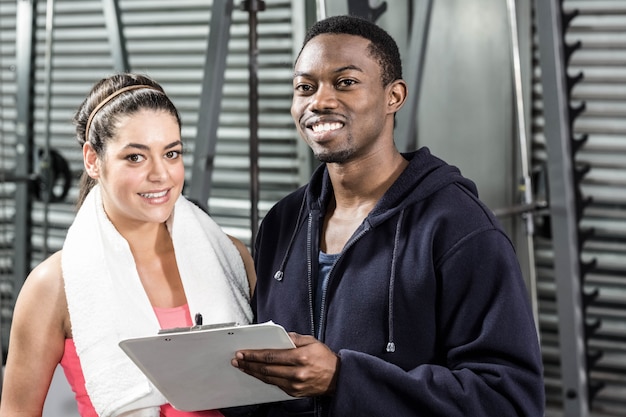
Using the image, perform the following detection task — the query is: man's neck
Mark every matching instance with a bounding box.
[326,150,408,210]
[320,150,408,254]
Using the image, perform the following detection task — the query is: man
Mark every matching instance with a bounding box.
[231,15,544,417]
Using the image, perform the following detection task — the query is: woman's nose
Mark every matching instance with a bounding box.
[147,159,168,181]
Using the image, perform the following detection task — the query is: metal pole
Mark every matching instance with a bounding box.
[41,0,55,257]
[102,0,130,72]
[535,0,589,415]
[242,0,264,252]
[316,0,326,20]
[395,0,433,152]
[13,0,36,305]
[505,0,540,337]
[188,0,234,210]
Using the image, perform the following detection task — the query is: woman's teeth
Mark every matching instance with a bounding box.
[140,190,167,198]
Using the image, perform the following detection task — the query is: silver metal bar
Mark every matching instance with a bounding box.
[244,0,264,252]
[395,0,433,152]
[102,0,130,72]
[506,0,540,337]
[41,0,55,257]
[13,0,36,304]
[535,0,589,415]
[316,0,326,20]
[188,0,234,210]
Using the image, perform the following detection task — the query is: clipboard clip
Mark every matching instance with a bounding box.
[158,316,239,335]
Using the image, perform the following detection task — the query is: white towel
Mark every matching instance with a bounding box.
[62,185,253,417]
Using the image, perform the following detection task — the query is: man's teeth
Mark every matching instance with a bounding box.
[141,190,167,198]
[312,122,342,133]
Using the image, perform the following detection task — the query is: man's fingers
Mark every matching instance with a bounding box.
[231,337,339,397]
[233,358,312,397]
[234,348,297,366]
[288,332,317,347]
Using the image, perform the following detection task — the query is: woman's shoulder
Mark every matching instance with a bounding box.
[14,250,70,336]
[227,236,256,297]
[26,250,63,287]
[19,251,66,313]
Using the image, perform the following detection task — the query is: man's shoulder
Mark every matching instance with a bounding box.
[268,185,308,214]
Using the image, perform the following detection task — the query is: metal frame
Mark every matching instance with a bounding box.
[187,0,265,250]
[242,0,266,250]
[188,0,234,211]
[535,0,589,415]
[102,0,130,72]
[13,0,37,301]
[395,0,433,152]
[506,0,539,335]
[40,0,55,257]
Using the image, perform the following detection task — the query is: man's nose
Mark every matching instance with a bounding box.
[309,84,338,111]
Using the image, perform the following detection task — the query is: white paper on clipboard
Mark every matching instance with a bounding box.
[118,321,297,411]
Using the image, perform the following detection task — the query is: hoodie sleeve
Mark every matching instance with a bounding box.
[329,228,544,417]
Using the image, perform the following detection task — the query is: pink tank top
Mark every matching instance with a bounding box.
[60,304,223,417]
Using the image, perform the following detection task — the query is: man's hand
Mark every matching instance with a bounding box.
[231,332,339,397]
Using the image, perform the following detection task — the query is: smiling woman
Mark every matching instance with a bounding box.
[0,73,257,417]
[74,76,182,209]
[83,108,185,228]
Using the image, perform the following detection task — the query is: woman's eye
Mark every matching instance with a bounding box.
[126,154,145,163]
[165,150,182,159]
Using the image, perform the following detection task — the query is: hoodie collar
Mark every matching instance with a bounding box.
[305,147,478,226]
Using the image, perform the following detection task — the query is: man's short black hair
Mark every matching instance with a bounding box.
[297,15,403,86]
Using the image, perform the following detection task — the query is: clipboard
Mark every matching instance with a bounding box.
[118,321,297,411]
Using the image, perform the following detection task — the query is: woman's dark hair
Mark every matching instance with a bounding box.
[72,73,181,208]
[297,15,403,86]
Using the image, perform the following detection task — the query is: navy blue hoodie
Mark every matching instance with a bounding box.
[250,148,544,417]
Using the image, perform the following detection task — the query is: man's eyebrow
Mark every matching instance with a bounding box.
[293,65,364,79]
[335,65,364,73]
[122,140,183,151]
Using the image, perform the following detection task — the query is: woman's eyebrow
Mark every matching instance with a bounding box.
[122,140,182,151]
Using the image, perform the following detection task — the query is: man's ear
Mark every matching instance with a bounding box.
[83,143,100,179]
[386,79,408,114]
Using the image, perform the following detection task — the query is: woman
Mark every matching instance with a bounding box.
[0,73,255,417]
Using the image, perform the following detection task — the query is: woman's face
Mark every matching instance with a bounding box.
[86,108,184,229]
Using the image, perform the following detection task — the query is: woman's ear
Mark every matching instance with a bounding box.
[386,79,408,114]
[83,143,100,179]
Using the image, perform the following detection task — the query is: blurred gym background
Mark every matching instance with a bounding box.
[1,1,625,416]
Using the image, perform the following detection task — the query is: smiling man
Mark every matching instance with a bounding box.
[231,15,545,417]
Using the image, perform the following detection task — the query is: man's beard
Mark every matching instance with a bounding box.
[315,148,353,164]
[312,134,355,164]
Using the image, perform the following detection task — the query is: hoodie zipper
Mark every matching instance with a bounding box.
[306,212,316,336]
[316,221,370,341]
[312,224,370,417]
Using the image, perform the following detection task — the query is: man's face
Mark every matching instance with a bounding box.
[291,34,392,164]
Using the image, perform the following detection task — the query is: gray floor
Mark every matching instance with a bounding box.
[42,365,80,417]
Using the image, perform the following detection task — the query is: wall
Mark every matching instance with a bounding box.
[324,0,535,290]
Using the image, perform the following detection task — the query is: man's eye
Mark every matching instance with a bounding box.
[338,79,356,87]
[295,84,313,93]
